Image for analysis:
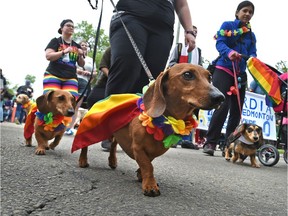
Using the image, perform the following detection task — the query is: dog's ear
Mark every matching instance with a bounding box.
[36,91,54,114]
[257,126,264,145]
[238,123,248,134]
[72,95,77,109]
[143,70,168,118]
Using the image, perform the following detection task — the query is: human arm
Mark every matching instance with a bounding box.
[174,0,195,52]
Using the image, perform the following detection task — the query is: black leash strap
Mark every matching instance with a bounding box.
[76,0,103,104]
[87,0,98,10]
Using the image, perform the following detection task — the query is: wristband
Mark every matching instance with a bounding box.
[185,31,196,37]
[62,50,65,56]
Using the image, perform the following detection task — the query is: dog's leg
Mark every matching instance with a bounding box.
[49,134,63,150]
[231,152,239,163]
[108,139,118,169]
[250,155,260,168]
[79,147,89,168]
[225,145,232,161]
[134,151,160,197]
[34,132,48,155]
[25,137,32,147]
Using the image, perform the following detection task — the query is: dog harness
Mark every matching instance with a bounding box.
[137,98,198,148]
[238,135,254,145]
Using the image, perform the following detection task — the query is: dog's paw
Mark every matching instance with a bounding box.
[108,156,117,169]
[35,148,46,155]
[252,163,260,168]
[142,178,160,197]
[143,187,161,197]
[79,159,89,168]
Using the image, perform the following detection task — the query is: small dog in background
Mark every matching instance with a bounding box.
[225,123,263,168]
[16,94,34,114]
[24,90,76,155]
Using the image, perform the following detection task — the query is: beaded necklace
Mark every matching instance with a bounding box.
[214,23,251,39]
[137,98,198,148]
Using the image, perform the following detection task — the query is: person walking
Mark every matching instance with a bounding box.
[203,1,257,156]
[44,19,85,98]
[65,40,96,135]
[106,0,195,97]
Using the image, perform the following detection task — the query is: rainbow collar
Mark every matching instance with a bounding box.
[22,101,31,109]
[36,112,70,132]
[137,98,198,148]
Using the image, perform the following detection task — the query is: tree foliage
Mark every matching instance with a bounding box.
[73,21,110,69]
[275,61,287,73]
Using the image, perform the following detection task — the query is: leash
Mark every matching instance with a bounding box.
[109,0,155,82]
[232,60,243,122]
[76,0,103,104]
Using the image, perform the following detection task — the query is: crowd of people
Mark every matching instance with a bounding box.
[2,0,286,153]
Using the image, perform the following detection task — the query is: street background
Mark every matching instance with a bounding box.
[1,122,287,216]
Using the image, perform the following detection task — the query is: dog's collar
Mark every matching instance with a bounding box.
[22,100,31,109]
[36,111,71,132]
[137,98,198,148]
[238,135,255,145]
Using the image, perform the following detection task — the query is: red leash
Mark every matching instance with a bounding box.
[232,60,243,122]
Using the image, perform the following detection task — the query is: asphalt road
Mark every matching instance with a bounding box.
[1,122,287,216]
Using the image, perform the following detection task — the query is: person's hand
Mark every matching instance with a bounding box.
[228,51,241,61]
[78,48,84,56]
[185,33,196,52]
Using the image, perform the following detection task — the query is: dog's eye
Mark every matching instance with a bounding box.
[58,95,65,101]
[255,128,261,133]
[247,128,253,133]
[182,71,195,80]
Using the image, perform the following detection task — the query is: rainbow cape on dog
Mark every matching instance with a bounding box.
[24,102,37,139]
[71,94,142,153]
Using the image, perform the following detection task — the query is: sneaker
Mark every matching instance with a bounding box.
[203,143,216,156]
[65,128,74,136]
[101,140,111,151]
[181,141,199,150]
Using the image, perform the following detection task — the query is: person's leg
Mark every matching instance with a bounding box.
[0,101,3,122]
[15,103,22,124]
[203,69,234,155]
[107,15,149,96]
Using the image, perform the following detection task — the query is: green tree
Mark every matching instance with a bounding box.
[25,74,36,84]
[73,21,110,70]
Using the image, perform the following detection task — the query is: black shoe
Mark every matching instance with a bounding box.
[181,141,199,150]
[203,143,216,156]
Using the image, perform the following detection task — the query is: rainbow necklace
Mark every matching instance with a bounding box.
[214,23,251,39]
[36,112,67,132]
[137,98,198,148]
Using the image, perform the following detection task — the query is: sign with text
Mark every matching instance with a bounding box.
[197,91,277,140]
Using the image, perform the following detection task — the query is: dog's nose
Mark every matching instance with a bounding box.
[67,108,75,117]
[253,137,258,141]
[210,88,225,105]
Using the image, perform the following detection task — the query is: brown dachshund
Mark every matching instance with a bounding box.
[26,90,76,155]
[16,94,33,114]
[225,123,263,168]
[78,63,225,196]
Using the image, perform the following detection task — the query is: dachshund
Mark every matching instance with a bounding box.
[77,63,225,197]
[25,90,76,155]
[16,94,34,114]
[225,123,263,168]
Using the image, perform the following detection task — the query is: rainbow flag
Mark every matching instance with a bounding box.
[247,57,281,105]
[71,94,142,153]
[24,102,37,139]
